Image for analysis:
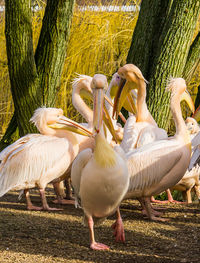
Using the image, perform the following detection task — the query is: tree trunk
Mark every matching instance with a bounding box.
[5,0,40,136]
[35,0,75,107]
[183,31,200,83]
[1,0,75,150]
[127,0,200,130]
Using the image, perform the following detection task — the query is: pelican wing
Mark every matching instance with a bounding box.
[0,135,70,196]
[71,148,92,207]
[0,134,40,164]
[188,146,200,171]
[191,131,200,148]
[137,126,168,148]
[120,115,138,152]
[126,139,183,192]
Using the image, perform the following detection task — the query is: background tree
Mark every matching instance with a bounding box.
[127,0,200,130]
[0,0,75,150]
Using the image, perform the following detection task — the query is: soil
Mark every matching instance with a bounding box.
[0,187,199,263]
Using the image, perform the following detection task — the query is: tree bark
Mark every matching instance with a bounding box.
[127,0,172,80]
[5,0,40,136]
[1,0,75,150]
[35,0,75,107]
[183,31,200,83]
[127,0,200,130]
[147,0,200,129]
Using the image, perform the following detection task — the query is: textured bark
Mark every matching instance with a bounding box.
[147,0,200,129]
[35,0,75,107]
[183,31,200,83]
[1,0,75,149]
[127,0,173,80]
[5,0,40,136]
[128,0,200,130]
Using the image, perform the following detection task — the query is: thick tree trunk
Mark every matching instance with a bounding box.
[183,31,200,83]
[1,0,75,150]
[127,0,172,79]
[5,0,40,136]
[35,0,75,107]
[147,0,200,129]
[127,0,200,130]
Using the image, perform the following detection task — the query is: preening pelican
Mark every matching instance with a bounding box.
[114,77,194,221]
[71,74,129,250]
[0,107,92,210]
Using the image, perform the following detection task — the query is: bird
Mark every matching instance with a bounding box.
[166,117,200,204]
[113,76,194,221]
[114,64,194,208]
[71,74,129,250]
[0,107,92,210]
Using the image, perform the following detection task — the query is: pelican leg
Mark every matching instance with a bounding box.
[39,188,63,211]
[88,216,109,250]
[144,197,169,222]
[24,189,42,211]
[194,185,200,202]
[52,181,74,205]
[140,197,164,217]
[186,189,192,204]
[111,207,125,242]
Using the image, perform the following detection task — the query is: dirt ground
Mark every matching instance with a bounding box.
[0,187,199,263]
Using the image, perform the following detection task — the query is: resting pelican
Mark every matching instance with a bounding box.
[114,77,194,221]
[71,74,129,250]
[0,107,92,210]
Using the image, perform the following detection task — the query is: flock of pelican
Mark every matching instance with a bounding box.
[0,64,200,250]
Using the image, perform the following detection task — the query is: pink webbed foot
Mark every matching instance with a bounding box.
[27,205,43,211]
[149,215,170,222]
[111,218,125,242]
[52,199,75,205]
[42,206,63,211]
[90,242,109,250]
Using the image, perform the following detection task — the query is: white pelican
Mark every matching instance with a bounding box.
[165,117,200,203]
[114,64,194,208]
[72,72,129,144]
[71,74,129,250]
[114,77,194,221]
[0,107,92,210]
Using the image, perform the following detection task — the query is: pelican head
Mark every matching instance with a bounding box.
[30,107,93,137]
[166,78,194,113]
[92,74,107,134]
[185,117,199,134]
[113,64,147,119]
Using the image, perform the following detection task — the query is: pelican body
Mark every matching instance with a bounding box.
[114,74,194,220]
[71,74,129,250]
[0,107,92,210]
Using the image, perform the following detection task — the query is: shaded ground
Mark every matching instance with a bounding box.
[0,188,199,263]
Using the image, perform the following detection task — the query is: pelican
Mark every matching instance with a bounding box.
[71,74,129,250]
[114,64,195,207]
[72,72,130,144]
[0,107,92,210]
[114,76,194,221]
[164,117,200,203]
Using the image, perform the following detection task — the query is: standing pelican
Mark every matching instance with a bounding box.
[71,74,129,250]
[114,77,194,221]
[0,108,92,210]
[114,64,194,207]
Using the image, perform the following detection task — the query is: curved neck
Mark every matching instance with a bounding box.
[136,79,157,126]
[171,94,188,139]
[72,86,93,125]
